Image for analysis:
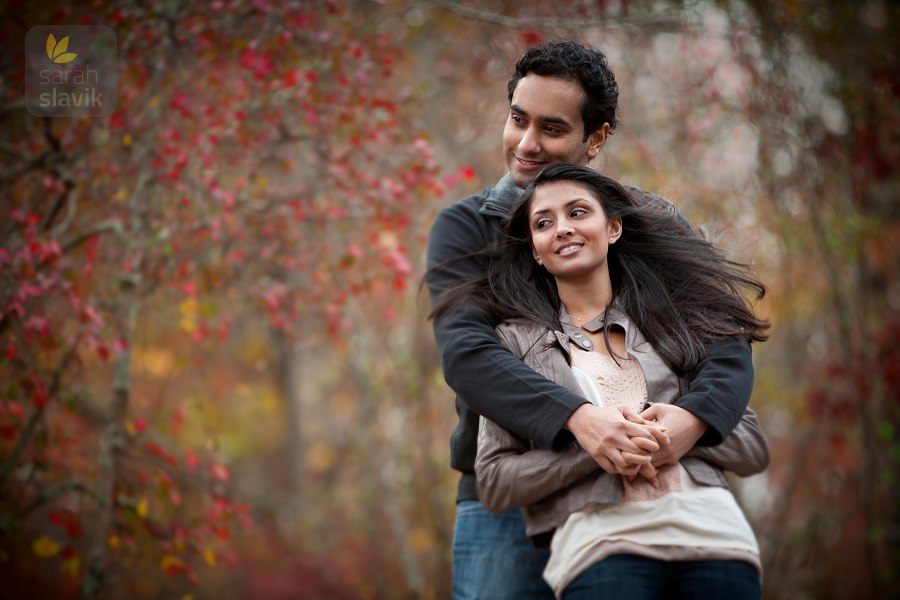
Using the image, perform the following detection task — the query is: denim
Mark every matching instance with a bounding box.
[452,500,554,600]
[562,554,760,600]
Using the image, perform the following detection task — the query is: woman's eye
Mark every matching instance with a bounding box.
[571,208,587,217]
[535,219,550,230]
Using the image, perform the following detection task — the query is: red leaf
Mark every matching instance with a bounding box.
[171,407,184,435]
[185,451,199,473]
[32,378,47,408]
[209,463,230,482]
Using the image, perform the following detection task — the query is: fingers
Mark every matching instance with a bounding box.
[619,405,646,424]
[595,455,618,475]
[645,423,670,446]
[650,446,675,468]
[637,463,660,489]
[621,463,642,477]
[621,451,652,465]
[640,403,660,420]
[624,463,661,488]
[631,436,660,453]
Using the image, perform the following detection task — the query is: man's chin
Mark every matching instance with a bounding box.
[509,170,533,189]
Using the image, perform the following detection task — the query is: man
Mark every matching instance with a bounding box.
[426,41,754,599]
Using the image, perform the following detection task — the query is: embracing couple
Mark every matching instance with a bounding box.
[426,41,770,600]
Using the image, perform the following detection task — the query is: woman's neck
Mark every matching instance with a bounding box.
[556,274,614,322]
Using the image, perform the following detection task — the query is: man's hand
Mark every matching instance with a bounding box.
[639,403,707,469]
[566,404,670,475]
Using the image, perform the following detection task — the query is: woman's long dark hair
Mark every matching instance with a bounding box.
[430,163,769,375]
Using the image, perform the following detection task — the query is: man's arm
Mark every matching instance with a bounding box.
[630,186,755,448]
[426,201,586,449]
[676,337,754,446]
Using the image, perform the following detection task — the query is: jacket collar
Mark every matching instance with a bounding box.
[554,304,629,356]
[479,173,523,218]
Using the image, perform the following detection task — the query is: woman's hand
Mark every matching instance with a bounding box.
[622,412,667,486]
[566,403,669,475]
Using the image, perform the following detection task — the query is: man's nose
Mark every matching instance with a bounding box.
[518,126,541,154]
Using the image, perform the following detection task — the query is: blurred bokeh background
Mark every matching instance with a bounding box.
[1,1,897,598]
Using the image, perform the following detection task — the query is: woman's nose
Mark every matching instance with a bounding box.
[555,222,574,238]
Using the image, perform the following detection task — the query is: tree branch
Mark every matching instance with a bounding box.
[425,0,683,31]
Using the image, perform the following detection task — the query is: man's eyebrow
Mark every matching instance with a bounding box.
[509,104,573,129]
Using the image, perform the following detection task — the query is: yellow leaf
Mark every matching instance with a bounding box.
[54,52,79,64]
[204,547,217,567]
[136,498,148,518]
[54,35,70,57]
[123,133,133,146]
[134,346,175,377]
[180,298,198,333]
[60,555,80,577]
[108,534,120,549]
[407,527,435,553]
[306,441,337,473]
[124,420,136,435]
[161,553,180,570]
[182,595,195,600]
[32,536,61,558]
[45,34,57,60]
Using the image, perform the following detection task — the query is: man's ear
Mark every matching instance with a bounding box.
[608,217,623,244]
[586,123,610,160]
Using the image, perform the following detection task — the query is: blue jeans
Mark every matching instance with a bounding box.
[452,500,554,600]
[562,554,760,600]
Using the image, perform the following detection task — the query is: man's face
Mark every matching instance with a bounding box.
[503,74,607,189]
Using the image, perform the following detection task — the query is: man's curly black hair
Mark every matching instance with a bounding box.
[507,41,619,142]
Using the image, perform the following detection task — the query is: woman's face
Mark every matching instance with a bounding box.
[528,180,622,281]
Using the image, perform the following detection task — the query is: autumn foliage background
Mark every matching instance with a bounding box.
[1,1,898,598]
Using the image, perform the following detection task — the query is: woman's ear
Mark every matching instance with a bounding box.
[608,217,623,244]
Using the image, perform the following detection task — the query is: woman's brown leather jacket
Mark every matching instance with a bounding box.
[474,308,769,546]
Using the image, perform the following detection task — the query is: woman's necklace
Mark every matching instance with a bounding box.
[565,308,604,325]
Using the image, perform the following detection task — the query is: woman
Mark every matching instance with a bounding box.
[431,163,770,599]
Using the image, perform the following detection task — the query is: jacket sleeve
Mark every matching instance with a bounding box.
[629,187,755,447]
[683,406,770,476]
[426,202,587,449]
[475,416,600,513]
[676,337,754,446]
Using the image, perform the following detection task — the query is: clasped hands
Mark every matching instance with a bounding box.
[565,402,707,487]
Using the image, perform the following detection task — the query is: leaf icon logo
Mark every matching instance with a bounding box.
[45,34,78,64]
